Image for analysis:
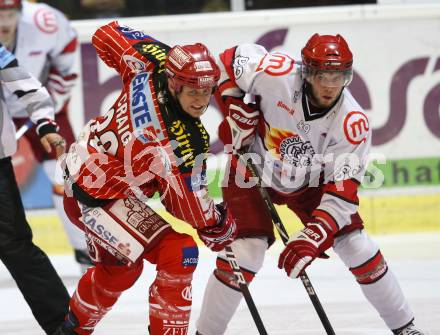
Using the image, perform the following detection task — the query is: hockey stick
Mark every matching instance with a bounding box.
[238,150,336,335]
[224,245,268,335]
[15,119,33,140]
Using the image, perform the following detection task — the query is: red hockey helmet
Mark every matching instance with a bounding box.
[0,0,21,10]
[165,43,220,91]
[301,33,353,87]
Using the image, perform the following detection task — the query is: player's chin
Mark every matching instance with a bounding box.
[319,97,336,108]
[188,107,206,118]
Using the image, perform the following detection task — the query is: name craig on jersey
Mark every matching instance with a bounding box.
[115,93,132,146]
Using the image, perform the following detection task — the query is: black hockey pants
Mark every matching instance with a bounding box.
[0,157,70,334]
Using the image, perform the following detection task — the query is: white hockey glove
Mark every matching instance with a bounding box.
[46,69,78,113]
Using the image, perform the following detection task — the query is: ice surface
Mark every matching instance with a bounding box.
[1,233,439,334]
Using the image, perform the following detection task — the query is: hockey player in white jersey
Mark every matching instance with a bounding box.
[196,34,425,335]
[0,0,92,269]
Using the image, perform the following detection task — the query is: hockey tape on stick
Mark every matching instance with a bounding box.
[15,119,34,140]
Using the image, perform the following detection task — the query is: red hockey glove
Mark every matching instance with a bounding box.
[218,96,259,150]
[197,203,237,252]
[46,69,78,113]
[278,223,334,278]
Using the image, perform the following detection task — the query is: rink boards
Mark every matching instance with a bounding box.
[27,191,440,255]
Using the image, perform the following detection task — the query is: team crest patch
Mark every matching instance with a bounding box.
[279,136,315,167]
[265,127,315,166]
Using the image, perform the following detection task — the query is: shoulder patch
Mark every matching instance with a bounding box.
[122,54,146,74]
[33,8,58,34]
[233,55,250,80]
[343,111,369,145]
[117,26,154,41]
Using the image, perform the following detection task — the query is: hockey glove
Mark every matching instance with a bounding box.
[278,223,334,278]
[197,203,237,252]
[218,96,259,150]
[46,69,78,113]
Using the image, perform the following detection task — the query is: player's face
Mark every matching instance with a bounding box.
[308,72,345,108]
[177,86,213,118]
[0,9,20,46]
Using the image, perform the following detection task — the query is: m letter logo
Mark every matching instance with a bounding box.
[344,111,369,145]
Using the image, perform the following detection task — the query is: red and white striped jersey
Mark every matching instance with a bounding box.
[6,1,77,117]
[66,21,217,230]
[218,43,371,232]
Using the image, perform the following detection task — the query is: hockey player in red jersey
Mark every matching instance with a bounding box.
[0,0,92,270]
[53,21,237,335]
[196,34,425,335]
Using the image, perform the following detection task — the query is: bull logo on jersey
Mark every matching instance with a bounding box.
[265,126,315,167]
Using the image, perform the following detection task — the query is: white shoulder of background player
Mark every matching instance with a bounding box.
[20,1,77,65]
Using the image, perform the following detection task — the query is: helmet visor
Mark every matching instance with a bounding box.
[302,67,353,88]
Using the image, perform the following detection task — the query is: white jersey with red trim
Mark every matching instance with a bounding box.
[7,0,77,117]
[219,43,371,232]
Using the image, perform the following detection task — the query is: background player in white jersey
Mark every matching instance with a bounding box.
[0,0,92,269]
[196,34,425,335]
